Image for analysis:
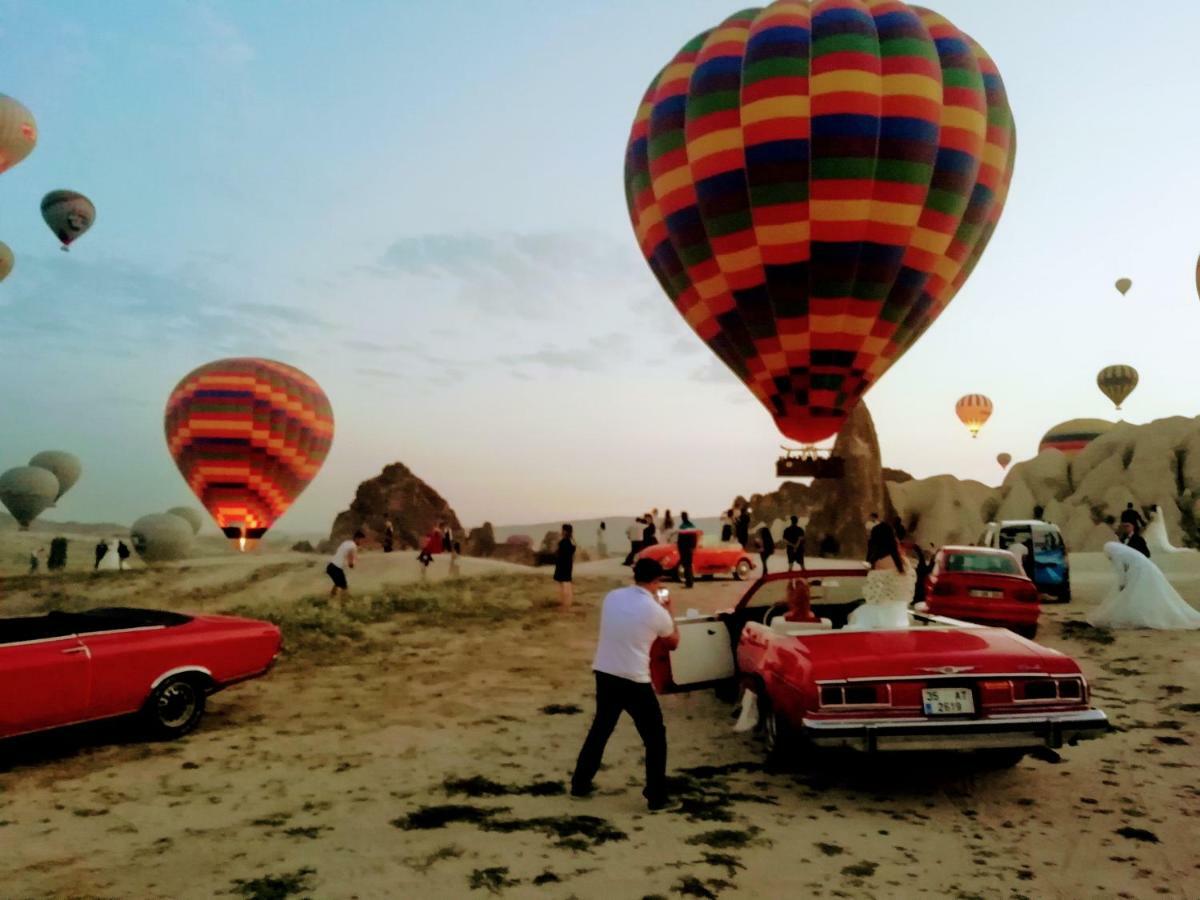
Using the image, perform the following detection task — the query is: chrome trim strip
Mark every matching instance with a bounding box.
[1,634,82,649]
[1,624,166,650]
[149,665,213,691]
[802,709,1108,731]
[815,672,1053,685]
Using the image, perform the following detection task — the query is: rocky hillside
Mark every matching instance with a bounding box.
[328,463,462,550]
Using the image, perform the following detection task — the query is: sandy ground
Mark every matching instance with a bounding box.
[2,544,1199,899]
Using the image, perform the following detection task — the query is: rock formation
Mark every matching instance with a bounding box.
[465,522,497,558]
[328,463,462,550]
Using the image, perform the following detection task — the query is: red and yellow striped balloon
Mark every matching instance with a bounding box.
[165,358,334,551]
[955,393,993,438]
[625,0,1016,444]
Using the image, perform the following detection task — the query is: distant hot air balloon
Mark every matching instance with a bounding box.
[131,514,195,563]
[165,358,334,551]
[166,506,204,535]
[0,94,37,175]
[0,466,59,530]
[956,394,993,439]
[624,1,1016,446]
[41,190,95,251]
[997,453,1012,471]
[1097,364,1138,411]
[1194,254,1199,302]
[1114,278,1132,297]
[29,450,82,502]
[1039,418,1113,458]
[0,241,12,284]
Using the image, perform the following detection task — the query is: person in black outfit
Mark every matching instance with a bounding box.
[1120,522,1151,558]
[555,524,576,609]
[676,512,699,588]
[94,540,107,570]
[892,517,907,542]
[913,544,933,606]
[720,510,734,543]
[782,516,805,571]
[735,508,751,549]
[623,516,644,566]
[757,525,775,577]
[1032,505,1045,521]
[642,517,658,549]
[383,520,395,553]
[116,540,131,571]
[1120,503,1146,531]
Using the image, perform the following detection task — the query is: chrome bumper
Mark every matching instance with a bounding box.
[801,709,1109,752]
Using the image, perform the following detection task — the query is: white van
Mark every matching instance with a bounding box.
[978,520,1070,603]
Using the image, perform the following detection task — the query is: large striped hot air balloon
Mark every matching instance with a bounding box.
[0,94,37,174]
[165,358,334,551]
[1097,364,1138,412]
[624,0,1016,445]
[955,394,993,438]
[1038,418,1113,458]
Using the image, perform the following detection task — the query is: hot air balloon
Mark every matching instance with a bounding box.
[166,506,204,535]
[1097,364,1138,411]
[0,94,37,175]
[29,450,82,502]
[624,1,1016,449]
[131,514,194,563]
[165,358,334,551]
[0,241,12,284]
[1194,254,1199,303]
[0,466,59,530]
[1114,278,1132,297]
[1039,418,1113,458]
[955,394,993,439]
[997,452,1011,471]
[41,190,95,251]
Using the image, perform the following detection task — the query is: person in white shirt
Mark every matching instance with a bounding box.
[570,558,680,810]
[327,530,364,600]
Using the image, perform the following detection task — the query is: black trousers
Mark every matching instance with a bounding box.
[759,552,770,576]
[787,548,805,570]
[572,671,667,801]
[622,540,642,566]
[679,545,695,587]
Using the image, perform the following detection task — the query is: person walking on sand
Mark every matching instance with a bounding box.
[782,516,805,571]
[327,530,364,600]
[554,524,577,609]
[596,521,608,559]
[116,540,131,571]
[676,512,699,589]
[417,522,445,569]
[94,539,107,570]
[571,558,680,811]
[623,516,644,566]
[756,524,775,577]
[383,520,395,554]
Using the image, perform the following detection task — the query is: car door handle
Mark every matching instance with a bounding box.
[61,646,88,655]
[707,629,717,635]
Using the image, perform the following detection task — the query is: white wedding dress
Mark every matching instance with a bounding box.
[1144,507,1191,555]
[98,539,120,571]
[1088,542,1200,630]
[848,566,916,629]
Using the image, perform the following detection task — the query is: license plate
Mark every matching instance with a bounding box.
[923,687,975,716]
[969,589,1002,599]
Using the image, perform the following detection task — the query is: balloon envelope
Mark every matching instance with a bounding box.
[1039,418,1113,458]
[41,190,96,250]
[955,394,993,438]
[29,450,82,501]
[1115,278,1132,296]
[1097,364,1138,411]
[0,94,37,174]
[0,466,60,529]
[624,1,1016,444]
[165,358,334,550]
[131,513,194,563]
[166,506,204,535]
[0,241,12,283]
[997,453,1012,470]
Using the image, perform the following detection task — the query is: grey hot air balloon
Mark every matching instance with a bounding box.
[0,466,60,529]
[166,506,204,535]
[0,94,37,175]
[131,513,194,563]
[29,450,82,502]
[41,190,95,251]
[0,241,13,283]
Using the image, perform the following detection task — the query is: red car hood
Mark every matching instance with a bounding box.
[793,625,1073,682]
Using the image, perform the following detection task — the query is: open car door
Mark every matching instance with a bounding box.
[650,613,735,694]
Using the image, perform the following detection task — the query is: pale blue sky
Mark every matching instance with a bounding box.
[2,1,1199,534]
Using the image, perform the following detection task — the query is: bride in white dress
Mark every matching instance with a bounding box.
[1144,504,1192,555]
[848,524,916,629]
[1088,541,1200,630]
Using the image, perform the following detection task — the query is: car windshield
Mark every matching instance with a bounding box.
[944,553,1021,575]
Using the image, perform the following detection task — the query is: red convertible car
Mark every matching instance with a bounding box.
[916,546,1041,639]
[636,532,756,581]
[651,571,1107,765]
[1,607,281,742]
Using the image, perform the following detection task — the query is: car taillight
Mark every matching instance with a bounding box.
[1015,585,1039,603]
[819,684,887,707]
[1015,677,1086,703]
[932,581,956,596]
[1056,677,1084,701]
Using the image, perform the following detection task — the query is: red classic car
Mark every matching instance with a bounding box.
[916,546,1041,639]
[1,607,281,742]
[651,571,1107,765]
[636,532,756,581]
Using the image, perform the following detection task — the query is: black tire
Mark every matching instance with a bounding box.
[733,559,752,581]
[144,674,207,739]
[976,749,1027,769]
[761,694,796,771]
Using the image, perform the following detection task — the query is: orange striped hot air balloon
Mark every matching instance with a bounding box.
[624,1,1017,445]
[164,358,334,551]
[955,394,993,438]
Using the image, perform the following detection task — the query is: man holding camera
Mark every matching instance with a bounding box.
[570,558,680,810]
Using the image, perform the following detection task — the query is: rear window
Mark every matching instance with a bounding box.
[944,553,1021,575]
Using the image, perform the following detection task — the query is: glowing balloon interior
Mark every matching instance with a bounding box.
[165,358,334,551]
[624,0,1016,444]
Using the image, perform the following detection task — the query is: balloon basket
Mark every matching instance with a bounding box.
[777,446,844,479]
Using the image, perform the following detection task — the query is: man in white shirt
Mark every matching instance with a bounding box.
[570,558,680,810]
[327,530,364,600]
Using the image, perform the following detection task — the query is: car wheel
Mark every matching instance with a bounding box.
[144,674,207,739]
[761,695,795,770]
[733,559,752,581]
